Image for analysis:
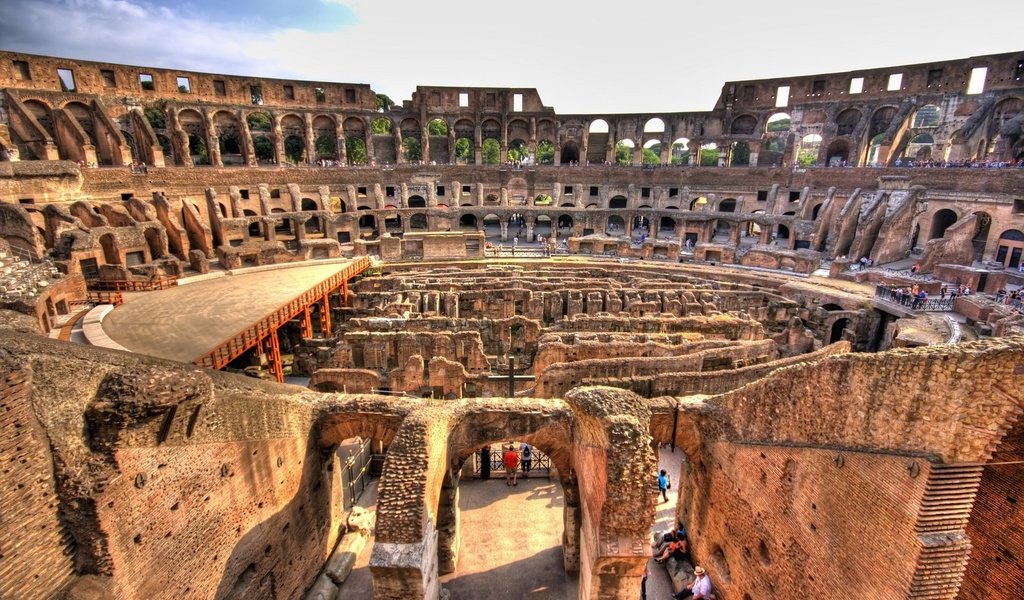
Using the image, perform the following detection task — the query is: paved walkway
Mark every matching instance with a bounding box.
[440,476,577,599]
[100,262,351,363]
[647,446,687,600]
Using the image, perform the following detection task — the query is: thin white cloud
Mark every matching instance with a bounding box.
[2,0,1023,114]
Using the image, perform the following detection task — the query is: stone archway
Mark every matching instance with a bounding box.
[368,388,657,600]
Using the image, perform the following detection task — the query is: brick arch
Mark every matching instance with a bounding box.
[315,396,414,449]
[446,402,575,482]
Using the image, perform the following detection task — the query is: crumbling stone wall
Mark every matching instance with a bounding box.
[959,418,1024,600]
[665,338,1024,600]
[0,354,76,599]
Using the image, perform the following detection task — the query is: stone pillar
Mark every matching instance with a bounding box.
[718,141,731,168]
[394,126,403,165]
[272,115,285,166]
[563,387,656,600]
[688,146,699,166]
[304,114,315,165]
[474,125,483,166]
[204,109,223,167]
[241,111,256,166]
[370,522,440,600]
[421,125,430,164]
[335,116,346,164]
[659,136,671,165]
[365,128,376,166]
[500,117,508,164]
[563,477,582,572]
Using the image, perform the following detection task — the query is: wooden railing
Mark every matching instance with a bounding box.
[192,257,371,371]
[89,276,179,292]
[87,290,124,306]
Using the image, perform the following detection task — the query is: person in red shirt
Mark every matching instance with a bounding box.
[502,444,520,486]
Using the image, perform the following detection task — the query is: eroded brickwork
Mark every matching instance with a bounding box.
[959,419,1024,600]
[0,359,76,599]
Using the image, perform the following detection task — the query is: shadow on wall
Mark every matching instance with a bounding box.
[213,431,336,600]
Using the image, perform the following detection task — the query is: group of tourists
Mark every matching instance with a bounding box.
[501,442,534,486]
[645,517,713,599]
[646,469,714,599]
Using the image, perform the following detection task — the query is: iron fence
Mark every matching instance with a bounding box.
[339,438,374,508]
[874,285,954,312]
[472,444,551,477]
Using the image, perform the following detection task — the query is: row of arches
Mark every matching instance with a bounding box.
[8,94,1023,167]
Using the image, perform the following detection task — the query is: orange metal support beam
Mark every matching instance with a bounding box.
[258,332,284,383]
[320,295,332,337]
[300,306,313,339]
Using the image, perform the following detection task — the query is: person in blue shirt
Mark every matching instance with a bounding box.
[657,469,669,503]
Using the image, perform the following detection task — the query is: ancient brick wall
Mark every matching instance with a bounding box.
[0,362,76,599]
[97,438,334,600]
[959,420,1024,600]
[0,51,374,111]
[711,339,1024,463]
[646,342,850,397]
[681,443,929,599]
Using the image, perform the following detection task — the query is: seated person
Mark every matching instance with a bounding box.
[653,537,688,564]
[673,566,712,599]
[652,522,687,553]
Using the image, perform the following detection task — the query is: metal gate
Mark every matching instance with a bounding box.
[339,438,374,508]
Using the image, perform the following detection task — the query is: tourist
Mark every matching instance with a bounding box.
[653,522,688,555]
[520,442,532,478]
[503,444,520,486]
[653,536,687,564]
[672,566,712,599]
[657,469,670,503]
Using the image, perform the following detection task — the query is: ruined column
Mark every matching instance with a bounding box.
[563,387,657,600]
[204,109,223,167]
[241,110,257,166]
[272,114,285,166]
[370,409,453,600]
[304,114,315,166]
[421,125,430,164]
[335,116,346,164]
[393,125,403,165]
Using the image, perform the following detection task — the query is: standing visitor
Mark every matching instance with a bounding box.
[520,442,533,478]
[503,444,520,486]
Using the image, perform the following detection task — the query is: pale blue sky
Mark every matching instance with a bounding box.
[1,0,1022,114]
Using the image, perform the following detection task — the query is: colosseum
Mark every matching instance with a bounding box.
[0,48,1023,600]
